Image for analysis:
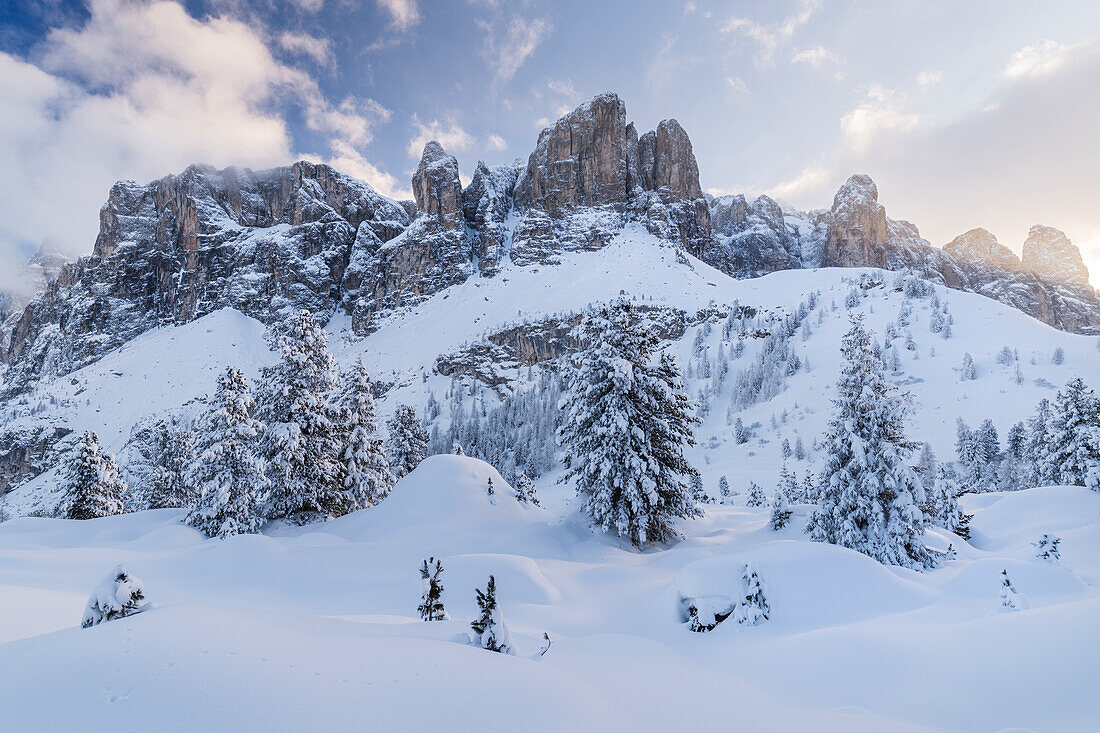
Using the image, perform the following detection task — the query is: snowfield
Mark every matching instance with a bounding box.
[1,459,1099,731]
[2,227,1099,731]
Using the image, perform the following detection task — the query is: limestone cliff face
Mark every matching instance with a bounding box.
[2,161,410,394]
[513,92,637,216]
[704,194,801,277]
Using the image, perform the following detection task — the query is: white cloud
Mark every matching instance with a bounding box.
[840,86,919,152]
[406,115,474,158]
[486,134,507,151]
[916,70,942,88]
[765,164,831,202]
[722,0,820,64]
[791,46,840,68]
[477,14,552,83]
[1002,39,1069,80]
[0,0,403,263]
[278,31,335,69]
[377,0,421,32]
[725,76,749,93]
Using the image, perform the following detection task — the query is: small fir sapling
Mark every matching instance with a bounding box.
[470,575,513,654]
[999,569,1024,611]
[81,565,151,628]
[418,557,447,621]
[733,563,770,626]
[1032,534,1061,562]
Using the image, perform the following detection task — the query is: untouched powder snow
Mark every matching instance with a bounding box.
[1,458,1099,731]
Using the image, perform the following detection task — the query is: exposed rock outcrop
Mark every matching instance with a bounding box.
[347,143,472,332]
[704,194,801,277]
[462,161,522,275]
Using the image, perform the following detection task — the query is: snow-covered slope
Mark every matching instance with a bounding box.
[1,457,1098,731]
[3,224,1097,512]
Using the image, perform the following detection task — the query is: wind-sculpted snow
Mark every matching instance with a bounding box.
[1,461,1099,730]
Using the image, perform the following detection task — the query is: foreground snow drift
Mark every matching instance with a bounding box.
[1,458,1098,731]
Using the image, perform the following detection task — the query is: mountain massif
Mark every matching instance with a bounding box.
[1,92,1097,397]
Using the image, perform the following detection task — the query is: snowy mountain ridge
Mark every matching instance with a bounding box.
[2,92,1098,401]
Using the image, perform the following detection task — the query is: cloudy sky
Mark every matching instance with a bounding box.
[2,0,1099,279]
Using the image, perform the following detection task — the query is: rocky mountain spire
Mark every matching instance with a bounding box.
[943,228,1022,272]
[1022,225,1090,288]
[412,141,463,229]
[822,174,888,269]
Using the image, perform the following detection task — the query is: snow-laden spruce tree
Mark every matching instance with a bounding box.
[514,472,540,505]
[387,404,429,479]
[746,481,767,508]
[924,468,971,539]
[805,316,933,569]
[718,475,732,503]
[260,310,346,522]
[61,431,127,519]
[81,565,150,628]
[418,557,447,621]
[186,367,267,538]
[558,298,701,548]
[334,360,394,509]
[146,420,195,509]
[1046,378,1100,487]
[960,352,977,381]
[1032,534,1061,562]
[1025,399,1057,487]
[733,563,770,625]
[770,491,792,530]
[470,575,513,654]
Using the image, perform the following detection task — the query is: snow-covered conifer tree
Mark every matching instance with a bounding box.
[999,569,1022,611]
[334,360,394,510]
[718,475,732,503]
[1047,378,1100,487]
[387,405,429,479]
[81,565,150,628]
[1032,534,1061,562]
[733,563,769,625]
[514,472,540,505]
[186,367,267,538]
[805,317,933,569]
[418,557,447,621]
[746,481,767,508]
[470,575,513,654]
[770,492,792,530]
[1026,399,1056,486]
[781,438,792,459]
[558,299,701,548]
[960,352,977,381]
[795,436,806,461]
[924,468,971,539]
[733,418,748,444]
[61,432,127,520]
[146,421,194,510]
[260,310,346,522]
[1052,347,1065,365]
[453,442,465,455]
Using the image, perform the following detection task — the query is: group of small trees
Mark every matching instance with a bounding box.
[417,558,512,654]
[61,310,430,537]
[957,377,1100,492]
